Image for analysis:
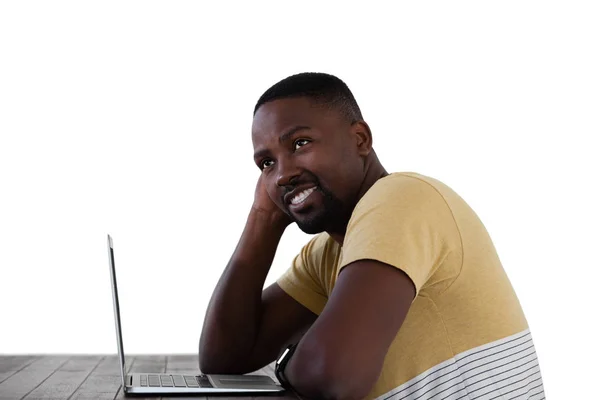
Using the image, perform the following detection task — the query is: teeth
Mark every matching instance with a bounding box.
[291,187,317,205]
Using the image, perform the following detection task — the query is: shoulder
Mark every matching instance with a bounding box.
[366,171,446,196]
[351,172,453,220]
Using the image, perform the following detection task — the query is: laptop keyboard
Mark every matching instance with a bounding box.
[138,374,213,388]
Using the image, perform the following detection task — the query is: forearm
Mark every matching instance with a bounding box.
[285,352,372,400]
[199,208,287,373]
[284,340,336,400]
[284,328,373,400]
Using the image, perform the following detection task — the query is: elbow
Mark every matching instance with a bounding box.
[198,348,218,374]
[198,342,231,374]
[199,345,255,375]
[198,356,218,375]
[198,332,234,374]
[199,353,238,375]
[198,349,237,375]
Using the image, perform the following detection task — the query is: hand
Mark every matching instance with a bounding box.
[251,174,293,229]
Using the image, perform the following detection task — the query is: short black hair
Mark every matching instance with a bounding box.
[253,72,363,122]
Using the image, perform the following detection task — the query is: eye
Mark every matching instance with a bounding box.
[260,159,274,170]
[294,138,310,150]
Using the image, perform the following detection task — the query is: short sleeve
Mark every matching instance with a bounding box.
[339,174,461,294]
[277,233,336,315]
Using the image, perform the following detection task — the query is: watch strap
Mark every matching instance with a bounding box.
[275,343,297,389]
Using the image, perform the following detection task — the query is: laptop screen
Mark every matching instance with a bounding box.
[107,234,127,389]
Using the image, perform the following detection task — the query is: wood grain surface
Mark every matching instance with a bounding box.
[0,355,298,400]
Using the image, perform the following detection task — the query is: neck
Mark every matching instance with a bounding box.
[328,156,388,245]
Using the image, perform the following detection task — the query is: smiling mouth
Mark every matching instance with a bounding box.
[288,186,319,212]
[290,186,317,205]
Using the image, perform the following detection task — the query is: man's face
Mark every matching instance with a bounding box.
[252,97,365,234]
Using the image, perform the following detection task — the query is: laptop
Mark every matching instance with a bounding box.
[107,234,285,395]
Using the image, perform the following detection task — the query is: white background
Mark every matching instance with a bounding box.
[1,1,598,397]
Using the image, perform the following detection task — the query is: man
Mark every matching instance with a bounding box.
[199,73,545,400]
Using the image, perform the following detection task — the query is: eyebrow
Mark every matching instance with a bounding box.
[253,125,311,160]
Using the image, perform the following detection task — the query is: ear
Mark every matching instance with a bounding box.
[351,121,373,157]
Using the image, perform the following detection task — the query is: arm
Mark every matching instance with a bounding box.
[284,259,416,400]
[199,177,317,374]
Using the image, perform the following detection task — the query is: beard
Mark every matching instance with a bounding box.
[289,184,349,235]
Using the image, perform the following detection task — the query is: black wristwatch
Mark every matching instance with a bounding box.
[275,343,297,389]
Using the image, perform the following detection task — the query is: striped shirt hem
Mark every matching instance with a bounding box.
[374,329,545,400]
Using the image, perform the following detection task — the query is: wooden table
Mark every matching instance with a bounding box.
[0,355,299,400]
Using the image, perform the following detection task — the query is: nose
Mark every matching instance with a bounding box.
[276,157,301,187]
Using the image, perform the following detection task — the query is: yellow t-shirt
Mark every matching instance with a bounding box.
[277,172,545,400]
